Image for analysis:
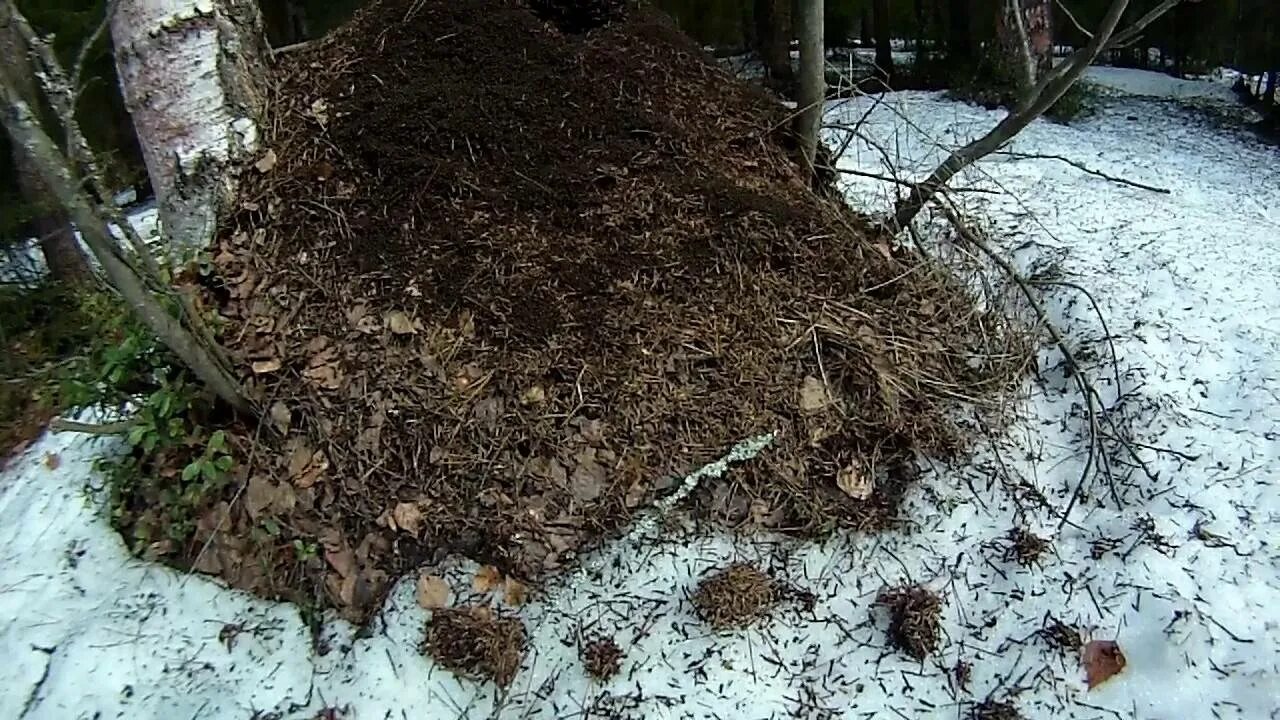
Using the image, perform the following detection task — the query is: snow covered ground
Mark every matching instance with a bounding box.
[3,67,1278,719]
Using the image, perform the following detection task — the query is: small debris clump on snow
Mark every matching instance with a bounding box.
[876,583,943,660]
[971,699,1024,720]
[692,563,778,630]
[421,606,527,687]
[580,636,624,680]
[1004,526,1050,567]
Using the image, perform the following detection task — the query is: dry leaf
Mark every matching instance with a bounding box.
[836,463,873,500]
[798,375,830,413]
[570,460,606,502]
[473,564,502,593]
[390,502,424,536]
[252,358,282,374]
[244,475,276,519]
[519,385,547,406]
[254,149,278,173]
[415,573,450,609]
[1083,639,1126,689]
[504,578,528,606]
[296,451,328,488]
[386,310,416,335]
[310,98,329,126]
[269,401,291,434]
[43,453,60,470]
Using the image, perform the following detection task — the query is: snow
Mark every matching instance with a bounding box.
[0,204,158,284]
[4,68,1280,718]
[1084,65,1239,104]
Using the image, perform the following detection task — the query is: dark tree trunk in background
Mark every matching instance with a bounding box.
[0,6,91,283]
[948,0,972,63]
[1265,71,1277,105]
[754,0,794,91]
[859,7,872,46]
[873,0,894,78]
[913,0,926,51]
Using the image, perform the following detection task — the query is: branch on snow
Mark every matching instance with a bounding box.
[993,150,1171,194]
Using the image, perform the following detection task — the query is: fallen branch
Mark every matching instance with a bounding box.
[834,166,998,193]
[933,200,1112,530]
[51,418,134,435]
[995,150,1171,194]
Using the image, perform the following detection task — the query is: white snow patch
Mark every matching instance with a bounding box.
[3,73,1279,719]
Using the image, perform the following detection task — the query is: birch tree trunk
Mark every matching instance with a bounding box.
[111,0,269,253]
[795,0,824,175]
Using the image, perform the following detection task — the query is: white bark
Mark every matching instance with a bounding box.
[111,0,269,252]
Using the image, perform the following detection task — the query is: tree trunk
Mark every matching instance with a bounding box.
[0,71,251,413]
[111,0,270,253]
[948,0,972,63]
[873,0,894,78]
[1265,70,1277,105]
[859,8,872,47]
[754,0,794,92]
[913,0,926,52]
[998,0,1053,92]
[795,0,824,174]
[0,5,92,283]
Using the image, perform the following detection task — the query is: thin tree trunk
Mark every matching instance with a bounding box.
[0,73,250,413]
[755,0,794,92]
[1265,70,1277,105]
[795,0,824,174]
[859,8,872,47]
[0,6,92,283]
[948,0,972,63]
[111,0,269,253]
[873,0,895,78]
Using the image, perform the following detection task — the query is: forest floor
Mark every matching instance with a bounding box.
[1,66,1278,720]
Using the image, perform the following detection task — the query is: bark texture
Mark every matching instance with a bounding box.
[111,0,269,251]
[795,0,824,174]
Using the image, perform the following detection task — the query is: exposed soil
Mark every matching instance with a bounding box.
[197,0,1025,618]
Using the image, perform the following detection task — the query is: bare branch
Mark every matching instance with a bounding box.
[1054,0,1094,39]
[71,0,116,104]
[994,150,1171,193]
[51,418,134,435]
[1109,0,1183,49]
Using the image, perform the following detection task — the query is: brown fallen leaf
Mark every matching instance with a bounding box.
[473,564,502,593]
[836,463,873,500]
[1083,639,1126,689]
[519,384,547,406]
[386,310,416,335]
[43,453,60,470]
[269,401,291,434]
[416,573,451,609]
[504,578,528,606]
[252,358,282,374]
[390,501,424,536]
[798,375,830,414]
[254,149,277,173]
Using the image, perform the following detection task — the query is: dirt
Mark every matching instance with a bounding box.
[200,0,1025,619]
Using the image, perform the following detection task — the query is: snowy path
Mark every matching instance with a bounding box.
[2,67,1278,719]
